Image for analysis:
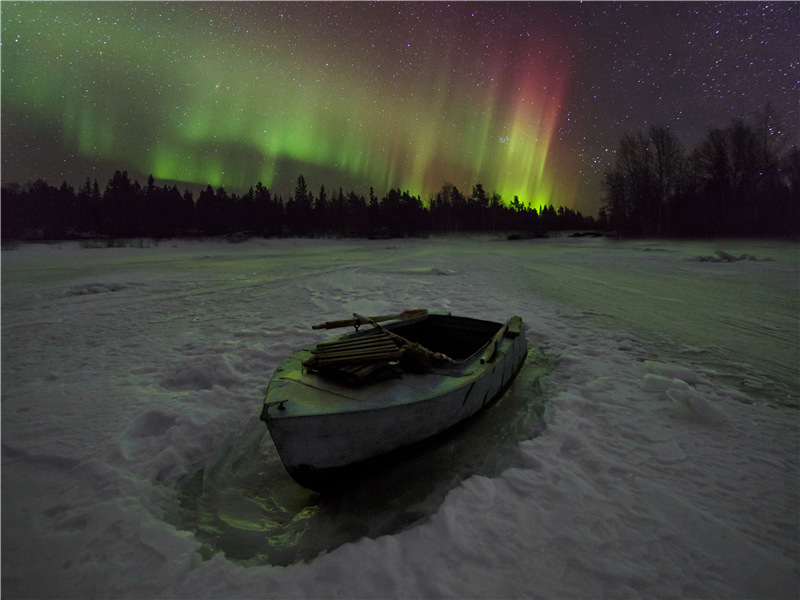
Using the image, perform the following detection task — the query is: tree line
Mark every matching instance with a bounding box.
[4,105,795,241]
[601,104,799,237]
[1,172,596,241]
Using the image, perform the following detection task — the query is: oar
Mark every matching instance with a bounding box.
[353,313,457,365]
[311,309,427,330]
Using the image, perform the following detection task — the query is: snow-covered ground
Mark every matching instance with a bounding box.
[2,235,798,599]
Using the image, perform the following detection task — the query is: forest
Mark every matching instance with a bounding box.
[0,173,593,242]
[602,106,799,238]
[2,107,797,242]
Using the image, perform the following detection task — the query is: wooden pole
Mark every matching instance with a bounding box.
[353,313,457,365]
[311,309,427,330]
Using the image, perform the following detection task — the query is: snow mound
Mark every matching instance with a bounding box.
[159,355,244,390]
[694,250,774,262]
[396,267,458,276]
[642,360,710,386]
[666,387,727,423]
[67,282,128,296]
[640,373,690,393]
[127,410,178,438]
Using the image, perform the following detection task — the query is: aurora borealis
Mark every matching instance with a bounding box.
[2,2,798,214]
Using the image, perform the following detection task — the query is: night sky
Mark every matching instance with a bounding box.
[2,2,797,215]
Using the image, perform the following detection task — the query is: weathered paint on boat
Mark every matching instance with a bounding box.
[260,313,527,489]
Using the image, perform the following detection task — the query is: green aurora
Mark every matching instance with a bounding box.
[2,2,576,207]
[4,2,797,213]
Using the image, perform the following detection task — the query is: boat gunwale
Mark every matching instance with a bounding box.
[319,312,506,365]
[264,313,520,418]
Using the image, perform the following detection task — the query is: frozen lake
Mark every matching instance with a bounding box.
[2,235,798,598]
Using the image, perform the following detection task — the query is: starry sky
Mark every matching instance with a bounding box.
[2,1,798,215]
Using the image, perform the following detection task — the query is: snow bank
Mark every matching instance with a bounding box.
[2,236,797,598]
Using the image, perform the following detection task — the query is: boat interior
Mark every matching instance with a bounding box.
[386,314,502,360]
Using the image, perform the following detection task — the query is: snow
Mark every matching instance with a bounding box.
[2,235,798,598]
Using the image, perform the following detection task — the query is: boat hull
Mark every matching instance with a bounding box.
[261,314,527,489]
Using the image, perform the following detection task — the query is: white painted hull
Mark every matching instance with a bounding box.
[261,315,527,488]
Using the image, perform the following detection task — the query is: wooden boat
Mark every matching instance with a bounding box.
[259,309,527,490]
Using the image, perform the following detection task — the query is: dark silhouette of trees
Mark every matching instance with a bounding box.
[346,190,370,237]
[251,181,283,237]
[604,106,798,238]
[378,188,426,237]
[197,184,228,236]
[602,128,682,237]
[141,175,197,237]
[102,170,142,237]
[1,168,599,242]
[77,177,102,233]
[285,175,313,236]
[313,184,328,234]
[470,183,490,230]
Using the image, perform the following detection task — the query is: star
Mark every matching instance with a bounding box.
[1,1,797,217]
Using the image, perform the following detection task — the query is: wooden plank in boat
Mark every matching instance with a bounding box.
[312,334,401,365]
[315,331,391,347]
